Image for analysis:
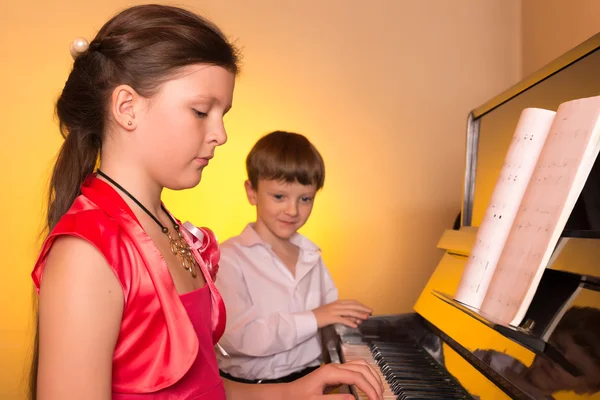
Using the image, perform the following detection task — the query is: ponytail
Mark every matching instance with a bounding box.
[46,128,100,231]
[30,122,100,400]
[30,50,105,400]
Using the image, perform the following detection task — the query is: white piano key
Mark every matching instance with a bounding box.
[341,343,398,399]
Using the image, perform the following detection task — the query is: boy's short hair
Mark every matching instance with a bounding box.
[246,131,325,190]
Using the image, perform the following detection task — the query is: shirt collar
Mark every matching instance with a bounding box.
[238,223,320,252]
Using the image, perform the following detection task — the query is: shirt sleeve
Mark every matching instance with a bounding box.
[321,261,339,305]
[215,248,318,357]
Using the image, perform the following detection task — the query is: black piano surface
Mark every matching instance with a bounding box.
[323,223,600,400]
[324,265,600,400]
[330,315,475,399]
[321,166,600,399]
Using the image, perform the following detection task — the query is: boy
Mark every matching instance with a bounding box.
[215,130,373,383]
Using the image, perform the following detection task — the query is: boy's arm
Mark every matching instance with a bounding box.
[216,252,318,357]
[321,262,339,304]
[313,262,372,328]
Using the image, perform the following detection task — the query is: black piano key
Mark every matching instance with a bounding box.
[390,377,461,389]
[391,383,466,397]
[397,387,465,395]
[400,395,467,400]
[384,372,449,381]
[372,344,422,351]
[377,354,424,360]
[383,370,448,382]
[340,332,473,400]
[373,351,426,359]
[380,364,446,374]
[379,360,442,369]
[389,376,453,384]
[377,359,441,369]
[389,377,458,388]
[378,352,427,359]
[397,391,466,398]
[372,346,427,353]
[371,344,422,351]
[392,383,464,393]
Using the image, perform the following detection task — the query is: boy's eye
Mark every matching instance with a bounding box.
[193,109,208,118]
[273,194,284,200]
[301,197,313,203]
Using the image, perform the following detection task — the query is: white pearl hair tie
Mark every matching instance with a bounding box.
[69,37,89,60]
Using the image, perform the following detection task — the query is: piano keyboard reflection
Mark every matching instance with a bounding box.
[341,341,472,399]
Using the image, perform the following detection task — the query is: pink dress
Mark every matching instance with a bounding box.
[32,175,227,398]
[114,286,226,399]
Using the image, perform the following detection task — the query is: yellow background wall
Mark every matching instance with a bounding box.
[0,0,524,398]
[522,0,600,77]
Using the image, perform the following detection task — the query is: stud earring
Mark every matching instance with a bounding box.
[127,121,132,126]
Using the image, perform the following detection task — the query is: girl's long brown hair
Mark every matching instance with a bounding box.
[30,5,239,398]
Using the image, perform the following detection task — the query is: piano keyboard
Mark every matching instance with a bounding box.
[341,340,472,399]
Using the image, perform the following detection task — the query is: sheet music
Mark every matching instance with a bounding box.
[480,96,600,326]
[454,108,555,309]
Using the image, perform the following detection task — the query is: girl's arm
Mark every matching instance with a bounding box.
[37,236,123,400]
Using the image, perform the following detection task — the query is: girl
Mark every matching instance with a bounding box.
[31,4,383,400]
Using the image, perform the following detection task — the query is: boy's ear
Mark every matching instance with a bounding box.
[244,180,258,205]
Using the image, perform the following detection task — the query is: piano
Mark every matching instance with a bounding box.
[323,33,600,400]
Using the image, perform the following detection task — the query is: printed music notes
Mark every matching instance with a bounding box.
[454,108,556,308]
[455,96,600,326]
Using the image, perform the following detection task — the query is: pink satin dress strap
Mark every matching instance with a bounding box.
[113,285,226,399]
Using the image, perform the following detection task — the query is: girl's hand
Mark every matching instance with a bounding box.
[286,359,383,400]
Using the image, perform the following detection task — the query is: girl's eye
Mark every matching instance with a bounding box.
[193,109,208,118]
[301,197,313,203]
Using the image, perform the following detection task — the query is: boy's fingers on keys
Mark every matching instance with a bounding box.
[337,317,358,328]
[338,301,372,313]
[338,309,371,320]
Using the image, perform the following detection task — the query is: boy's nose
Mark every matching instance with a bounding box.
[285,202,299,216]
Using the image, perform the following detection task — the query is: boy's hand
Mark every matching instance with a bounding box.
[312,300,372,328]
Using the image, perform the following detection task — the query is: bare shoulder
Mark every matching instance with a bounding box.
[37,235,123,399]
[41,234,123,300]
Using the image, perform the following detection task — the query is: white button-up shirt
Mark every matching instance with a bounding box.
[215,224,338,380]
